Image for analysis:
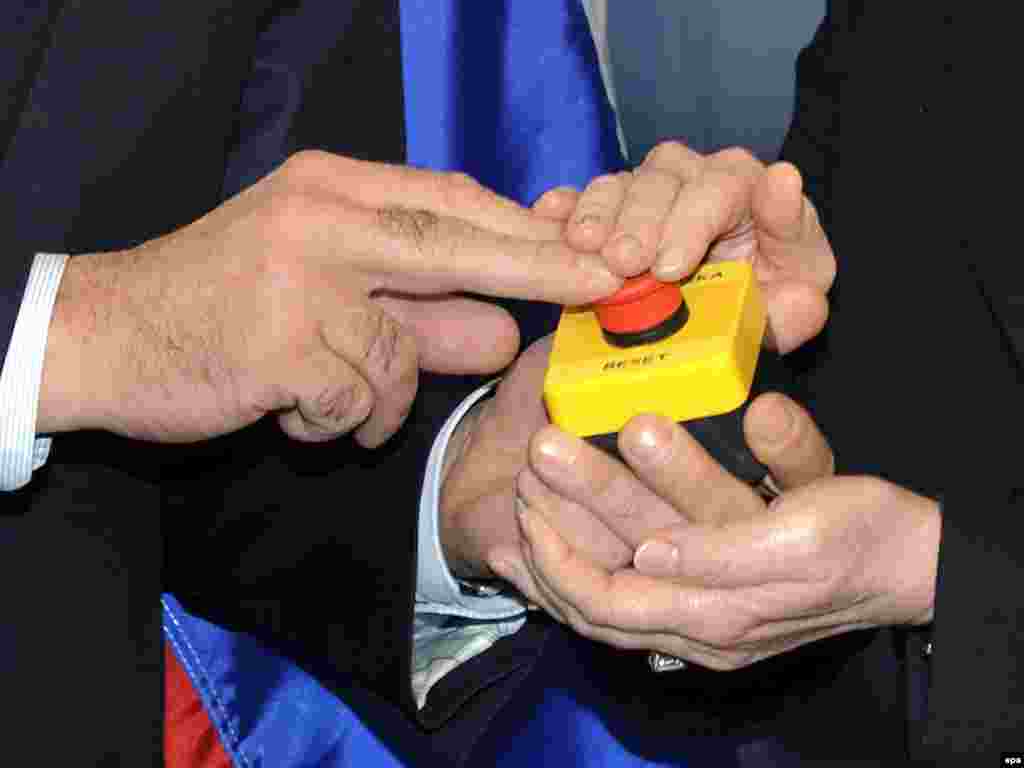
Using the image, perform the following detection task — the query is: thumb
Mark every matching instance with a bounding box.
[743,392,834,490]
[372,293,521,374]
[760,279,829,355]
[754,162,805,243]
[753,162,836,290]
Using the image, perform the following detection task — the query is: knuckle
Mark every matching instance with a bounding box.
[631,168,681,199]
[704,650,754,672]
[713,146,758,170]
[279,150,330,183]
[262,184,335,251]
[588,172,622,190]
[564,609,592,637]
[686,600,752,650]
[711,169,748,201]
[698,654,731,671]
[346,391,375,429]
[613,590,652,627]
[439,171,488,210]
[859,475,896,506]
[358,309,404,377]
[573,592,607,627]
[695,178,743,234]
[644,140,691,170]
[315,378,373,429]
[603,484,647,525]
[574,175,622,219]
[265,186,314,237]
[793,515,828,559]
[682,446,721,488]
[376,206,442,252]
[700,624,748,652]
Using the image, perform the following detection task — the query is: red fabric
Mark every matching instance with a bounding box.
[165,642,234,768]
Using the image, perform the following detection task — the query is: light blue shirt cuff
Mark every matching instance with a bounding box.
[0,253,68,491]
[415,379,528,621]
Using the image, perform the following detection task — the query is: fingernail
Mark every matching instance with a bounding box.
[533,431,577,478]
[653,246,687,280]
[608,234,643,266]
[634,540,680,576]
[624,417,674,464]
[747,397,794,447]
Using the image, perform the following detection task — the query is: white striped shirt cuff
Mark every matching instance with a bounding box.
[415,379,528,621]
[0,253,68,491]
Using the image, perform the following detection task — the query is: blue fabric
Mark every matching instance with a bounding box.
[468,627,727,768]
[400,0,624,356]
[221,4,359,198]
[166,1,628,767]
[401,0,624,204]
[468,626,800,767]
[164,595,429,767]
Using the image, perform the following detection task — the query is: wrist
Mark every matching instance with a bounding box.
[440,398,490,486]
[438,398,493,578]
[37,251,127,434]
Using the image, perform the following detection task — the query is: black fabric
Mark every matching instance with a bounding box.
[160,0,421,716]
[0,2,422,765]
[921,487,1023,758]
[768,3,1023,762]
[1,2,278,763]
[587,350,800,486]
[4,2,1022,766]
[0,0,65,367]
[426,4,1024,765]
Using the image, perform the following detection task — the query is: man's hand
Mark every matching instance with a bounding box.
[440,335,636,581]
[38,151,622,447]
[499,396,940,670]
[563,142,836,353]
[437,189,634,583]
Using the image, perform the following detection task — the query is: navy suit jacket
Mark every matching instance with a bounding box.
[1,3,557,765]
[0,2,443,764]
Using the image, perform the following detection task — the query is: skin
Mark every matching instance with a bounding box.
[508,407,938,669]
[37,150,622,448]
[564,142,835,354]
[441,141,836,581]
[443,140,939,670]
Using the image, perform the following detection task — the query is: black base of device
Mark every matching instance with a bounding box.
[584,351,797,487]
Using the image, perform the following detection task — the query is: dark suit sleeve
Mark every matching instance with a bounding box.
[913,488,1024,758]
[1,0,68,370]
[164,301,560,720]
[0,245,32,370]
[778,1,845,232]
[780,4,1024,760]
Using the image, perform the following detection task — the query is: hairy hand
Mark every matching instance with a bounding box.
[40,152,622,446]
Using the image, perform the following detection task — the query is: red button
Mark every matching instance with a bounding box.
[594,274,683,334]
